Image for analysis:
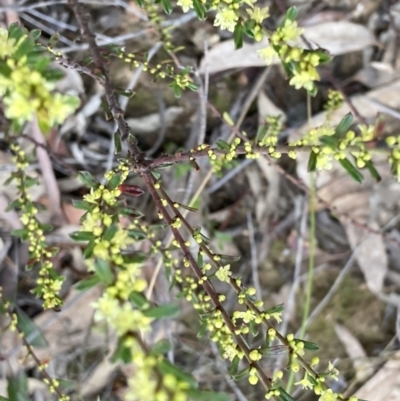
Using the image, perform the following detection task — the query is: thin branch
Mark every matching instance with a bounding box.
[68,0,143,159]
[142,170,274,392]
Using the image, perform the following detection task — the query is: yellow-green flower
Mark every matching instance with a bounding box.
[214,8,238,32]
[177,0,193,12]
[258,46,279,64]
[0,27,17,57]
[318,389,338,401]
[215,264,232,282]
[289,67,319,91]
[295,376,313,390]
[279,19,303,42]
[247,6,269,24]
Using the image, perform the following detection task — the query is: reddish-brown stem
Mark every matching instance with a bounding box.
[141,171,274,391]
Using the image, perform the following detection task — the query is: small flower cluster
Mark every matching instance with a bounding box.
[207,138,241,175]
[43,377,68,400]
[325,89,344,112]
[290,125,337,169]
[8,143,63,309]
[386,134,400,180]
[257,115,284,159]
[0,25,79,132]
[258,12,330,93]
[246,5,270,41]
[77,166,191,401]
[264,370,284,399]
[112,46,197,97]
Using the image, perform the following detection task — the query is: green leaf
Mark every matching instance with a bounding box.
[129,291,148,308]
[83,240,95,259]
[0,62,12,78]
[128,229,147,240]
[79,171,99,188]
[316,49,331,64]
[160,0,172,13]
[15,308,47,348]
[234,23,243,49]
[31,201,47,211]
[75,275,101,291]
[42,67,65,82]
[277,387,295,401]
[243,20,256,38]
[119,207,144,217]
[72,199,94,211]
[8,370,28,401]
[2,174,16,187]
[319,135,338,149]
[365,160,381,182]
[111,337,132,364]
[143,303,179,319]
[159,360,197,388]
[281,6,298,25]
[231,367,249,381]
[192,0,207,20]
[108,173,122,191]
[334,112,353,138]
[197,320,207,338]
[256,124,268,143]
[24,176,39,188]
[249,319,259,336]
[30,29,42,41]
[260,345,288,356]
[296,339,319,351]
[219,254,240,262]
[6,198,21,212]
[306,82,318,97]
[307,151,318,172]
[187,390,230,401]
[187,81,198,91]
[151,170,161,180]
[175,203,198,212]
[338,158,363,183]
[8,23,26,42]
[69,231,95,242]
[48,32,60,48]
[114,132,122,153]
[0,396,9,400]
[150,339,172,355]
[117,89,135,98]
[103,224,118,241]
[228,355,239,376]
[13,37,35,60]
[94,259,114,286]
[171,82,182,98]
[216,139,230,151]
[11,228,28,241]
[122,252,147,265]
[264,304,284,314]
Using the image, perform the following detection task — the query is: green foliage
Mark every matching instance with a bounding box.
[1,4,386,401]
[0,24,79,132]
[15,308,48,348]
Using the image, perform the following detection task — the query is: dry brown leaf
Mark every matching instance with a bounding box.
[2,285,112,395]
[201,22,375,74]
[62,202,86,225]
[345,222,387,294]
[301,21,376,55]
[334,323,374,382]
[354,351,400,401]
[126,107,184,135]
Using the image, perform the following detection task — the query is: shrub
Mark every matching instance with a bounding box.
[0,2,391,401]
